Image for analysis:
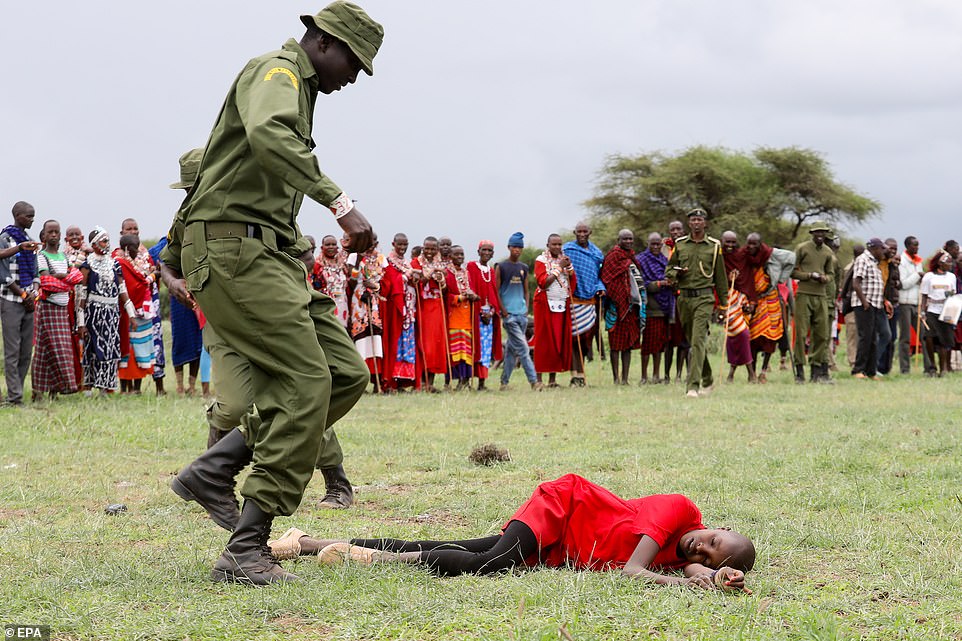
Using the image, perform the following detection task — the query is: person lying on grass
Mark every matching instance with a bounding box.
[270,473,755,591]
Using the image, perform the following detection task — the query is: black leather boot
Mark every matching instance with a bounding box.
[210,500,298,585]
[318,464,355,509]
[794,364,806,384]
[816,363,835,384]
[171,428,253,530]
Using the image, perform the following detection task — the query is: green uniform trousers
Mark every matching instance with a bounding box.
[204,323,351,471]
[184,230,367,516]
[677,294,715,391]
[793,293,829,366]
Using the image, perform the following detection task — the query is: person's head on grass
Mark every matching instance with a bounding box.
[678,528,755,572]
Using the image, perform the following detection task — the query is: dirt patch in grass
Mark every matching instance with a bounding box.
[269,614,334,638]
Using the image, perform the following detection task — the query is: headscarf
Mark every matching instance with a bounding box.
[90,226,109,248]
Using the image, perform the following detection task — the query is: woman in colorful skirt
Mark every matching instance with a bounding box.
[31,220,81,400]
[445,246,479,390]
[77,227,135,393]
[116,234,155,394]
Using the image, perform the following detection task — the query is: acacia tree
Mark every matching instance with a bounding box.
[582,146,879,248]
[754,147,879,239]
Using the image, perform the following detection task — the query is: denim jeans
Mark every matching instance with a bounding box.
[500,313,536,384]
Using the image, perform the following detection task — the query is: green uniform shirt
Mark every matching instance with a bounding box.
[792,240,836,296]
[666,235,729,297]
[161,39,329,274]
[828,252,841,300]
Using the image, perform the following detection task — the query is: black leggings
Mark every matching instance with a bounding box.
[350,520,538,577]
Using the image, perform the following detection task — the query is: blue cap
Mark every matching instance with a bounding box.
[508,232,524,248]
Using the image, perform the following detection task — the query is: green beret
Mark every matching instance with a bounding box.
[808,221,832,233]
[169,148,203,190]
[300,2,384,76]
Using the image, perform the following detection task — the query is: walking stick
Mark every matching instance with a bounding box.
[439,274,454,385]
[915,294,923,370]
[719,272,736,365]
[568,288,587,385]
[414,283,427,392]
[469,298,476,389]
[366,296,380,394]
[596,296,606,361]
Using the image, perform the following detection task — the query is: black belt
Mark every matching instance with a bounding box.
[204,221,263,240]
[680,287,714,298]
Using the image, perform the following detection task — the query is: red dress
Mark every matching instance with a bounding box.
[533,258,576,373]
[506,474,705,570]
[412,257,449,375]
[467,261,503,378]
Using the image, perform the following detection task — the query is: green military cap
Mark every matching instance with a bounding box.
[686,207,708,219]
[169,148,204,190]
[808,221,832,233]
[300,2,384,76]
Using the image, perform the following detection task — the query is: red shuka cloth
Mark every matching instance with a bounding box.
[412,257,449,375]
[533,259,575,373]
[506,474,705,570]
[600,246,642,351]
[467,261,503,374]
[116,256,153,380]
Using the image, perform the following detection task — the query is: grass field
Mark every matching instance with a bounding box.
[2,347,962,640]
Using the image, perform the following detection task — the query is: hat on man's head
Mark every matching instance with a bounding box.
[808,221,832,233]
[169,148,203,190]
[866,237,885,249]
[507,232,524,248]
[300,2,384,76]
[686,208,708,219]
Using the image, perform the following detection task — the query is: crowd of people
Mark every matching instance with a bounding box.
[2,200,959,407]
[0,202,215,405]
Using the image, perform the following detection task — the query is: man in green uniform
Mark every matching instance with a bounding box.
[791,222,836,384]
[161,2,383,585]
[163,149,357,512]
[666,209,729,398]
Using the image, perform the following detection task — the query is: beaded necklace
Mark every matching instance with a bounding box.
[477,262,492,283]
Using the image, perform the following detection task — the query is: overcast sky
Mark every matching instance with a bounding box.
[2,1,960,255]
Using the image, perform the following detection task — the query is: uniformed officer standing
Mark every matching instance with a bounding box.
[666,209,729,398]
[791,222,836,384]
[164,148,359,511]
[162,2,383,585]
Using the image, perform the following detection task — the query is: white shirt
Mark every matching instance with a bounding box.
[920,271,957,314]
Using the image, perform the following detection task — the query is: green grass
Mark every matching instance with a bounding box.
[2,349,962,640]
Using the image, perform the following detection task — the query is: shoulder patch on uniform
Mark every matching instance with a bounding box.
[706,236,721,244]
[677,235,690,242]
[264,67,298,90]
